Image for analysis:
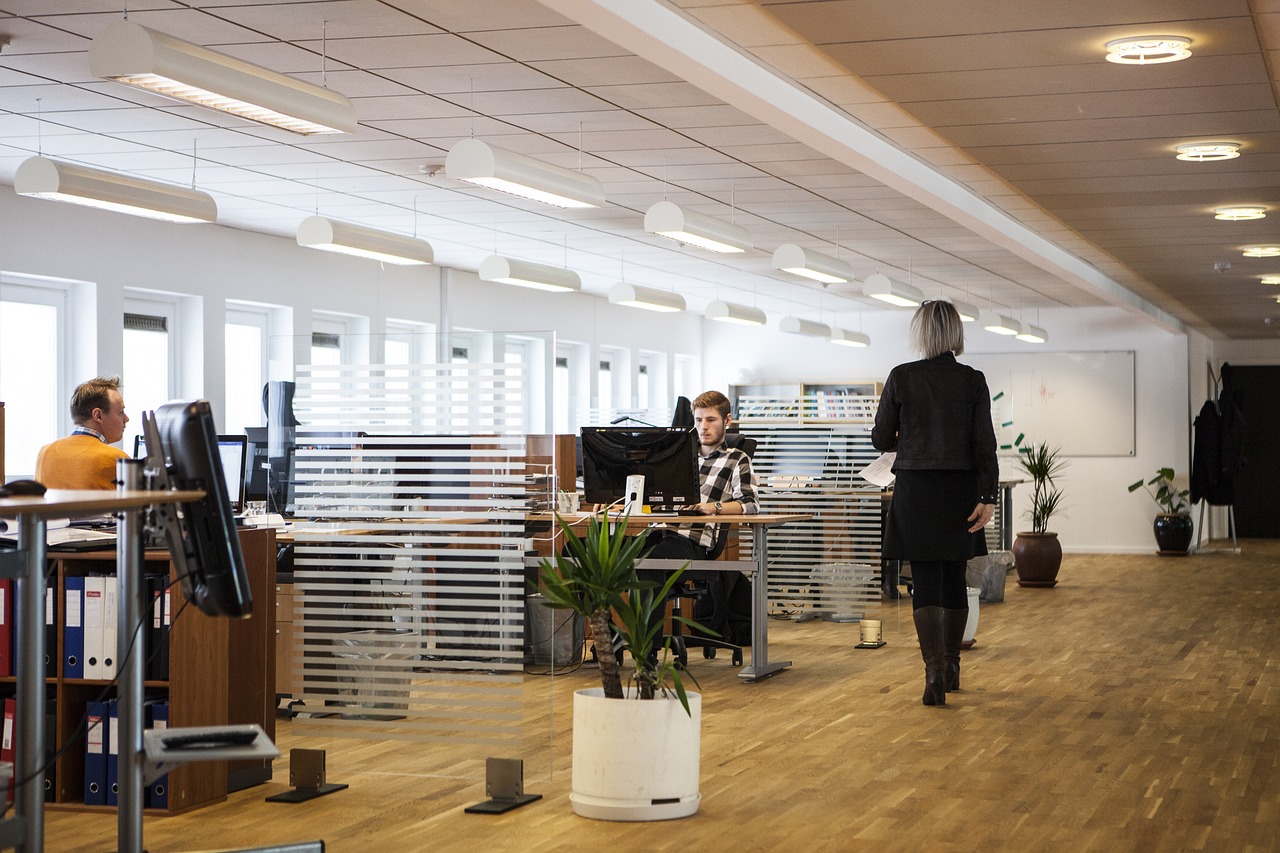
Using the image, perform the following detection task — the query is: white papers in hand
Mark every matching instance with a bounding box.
[860,452,896,488]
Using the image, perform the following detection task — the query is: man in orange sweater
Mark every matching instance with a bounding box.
[34,376,131,490]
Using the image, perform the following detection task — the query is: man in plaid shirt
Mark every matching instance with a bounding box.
[643,390,759,644]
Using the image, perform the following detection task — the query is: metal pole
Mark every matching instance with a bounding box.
[15,512,47,853]
[117,460,146,853]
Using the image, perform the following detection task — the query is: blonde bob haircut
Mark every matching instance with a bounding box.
[909,300,965,358]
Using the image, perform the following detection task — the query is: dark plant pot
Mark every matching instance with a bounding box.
[1013,532,1062,587]
[1153,513,1193,555]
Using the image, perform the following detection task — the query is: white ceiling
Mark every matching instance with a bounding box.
[2,0,1278,339]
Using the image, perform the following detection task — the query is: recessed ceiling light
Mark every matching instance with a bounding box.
[1175,142,1241,162]
[1243,246,1280,258]
[1260,275,1280,285]
[1214,206,1266,221]
[1104,35,1192,65]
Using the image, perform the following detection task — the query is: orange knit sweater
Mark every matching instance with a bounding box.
[34,434,130,490]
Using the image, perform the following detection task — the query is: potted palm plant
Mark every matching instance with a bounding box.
[536,509,705,821]
[1013,441,1068,587]
[1127,467,1193,555]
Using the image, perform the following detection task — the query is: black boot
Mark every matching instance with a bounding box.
[942,608,967,692]
[913,606,946,706]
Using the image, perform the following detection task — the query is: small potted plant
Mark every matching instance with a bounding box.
[1013,441,1068,587]
[1128,467,1193,555]
[536,509,705,821]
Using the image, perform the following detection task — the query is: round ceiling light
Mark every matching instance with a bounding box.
[1175,142,1241,162]
[1215,206,1267,221]
[1260,275,1280,285]
[1105,36,1192,65]
[1242,246,1280,258]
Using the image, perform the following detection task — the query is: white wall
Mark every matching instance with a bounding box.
[0,191,703,460]
[9,188,1280,552]
[704,306,1192,553]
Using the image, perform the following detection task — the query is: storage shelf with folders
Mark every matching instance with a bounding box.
[37,526,276,815]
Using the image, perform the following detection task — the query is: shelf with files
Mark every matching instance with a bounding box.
[40,526,275,815]
[729,381,881,423]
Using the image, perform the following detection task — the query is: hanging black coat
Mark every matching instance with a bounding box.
[1191,365,1245,505]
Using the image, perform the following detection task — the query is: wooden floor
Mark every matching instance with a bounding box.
[46,542,1280,852]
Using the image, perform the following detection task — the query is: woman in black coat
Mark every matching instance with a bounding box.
[872,301,999,706]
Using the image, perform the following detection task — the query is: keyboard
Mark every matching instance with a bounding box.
[161,726,260,750]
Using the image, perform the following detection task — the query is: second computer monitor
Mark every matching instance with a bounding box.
[136,433,248,514]
[580,427,701,510]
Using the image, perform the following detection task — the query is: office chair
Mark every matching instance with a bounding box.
[666,430,756,668]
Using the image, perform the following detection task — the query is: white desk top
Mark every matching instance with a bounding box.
[0,488,205,519]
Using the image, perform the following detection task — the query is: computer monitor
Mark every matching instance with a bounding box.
[142,400,253,619]
[580,427,701,509]
[140,434,248,513]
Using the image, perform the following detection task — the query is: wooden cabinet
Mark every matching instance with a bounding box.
[274,584,300,697]
[42,527,275,814]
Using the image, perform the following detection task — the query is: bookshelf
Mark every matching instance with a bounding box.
[730,381,881,423]
[39,527,274,815]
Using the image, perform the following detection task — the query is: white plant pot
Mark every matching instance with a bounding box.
[962,586,981,646]
[570,687,702,821]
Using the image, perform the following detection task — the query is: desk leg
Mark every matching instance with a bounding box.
[117,471,145,853]
[738,524,791,682]
[1000,485,1015,551]
[15,515,47,853]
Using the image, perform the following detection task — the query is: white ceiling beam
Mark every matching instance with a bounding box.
[538,0,1184,334]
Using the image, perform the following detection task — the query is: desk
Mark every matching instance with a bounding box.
[0,487,201,853]
[531,512,810,683]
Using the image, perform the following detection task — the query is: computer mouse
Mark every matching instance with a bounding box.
[0,479,47,497]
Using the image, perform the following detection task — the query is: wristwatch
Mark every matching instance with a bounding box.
[713,501,723,515]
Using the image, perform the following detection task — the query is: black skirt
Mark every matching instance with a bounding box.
[882,469,988,562]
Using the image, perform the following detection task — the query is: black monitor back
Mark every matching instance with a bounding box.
[581,427,700,509]
[152,400,253,618]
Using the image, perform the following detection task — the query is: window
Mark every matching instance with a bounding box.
[1,281,66,476]
[310,331,342,366]
[123,296,179,452]
[637,362,651,412]
[673,354,699,403]
[553,354,571,435]
[385,320,434,365]
[597,358,613,419]
[226,306,269,433]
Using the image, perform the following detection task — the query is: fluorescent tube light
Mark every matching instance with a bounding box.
[951,300,979,322]
[479,256,581,292]
[446,139,604,209]
[14,156,216,223]
[296,216,433,265]
[980,310,1022,336]
[609,283,685,312]
[830,328,870,347]
[90,21,356,135]
[644,201,752,253]
[1015,324,1048,344]
[862,273,923,307]
[705,300,766,326]
[779,316,832,338]
[771,243,854,284]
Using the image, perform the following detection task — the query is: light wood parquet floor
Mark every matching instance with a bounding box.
[45,542,1280,852]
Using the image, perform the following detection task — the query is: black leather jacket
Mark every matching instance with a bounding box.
[871,352,999,503]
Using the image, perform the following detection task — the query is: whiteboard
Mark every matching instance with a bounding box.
[964,351,1135,457]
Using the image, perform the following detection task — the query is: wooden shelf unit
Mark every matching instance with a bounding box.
[730,381,881,423]
[43,527,275,815]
